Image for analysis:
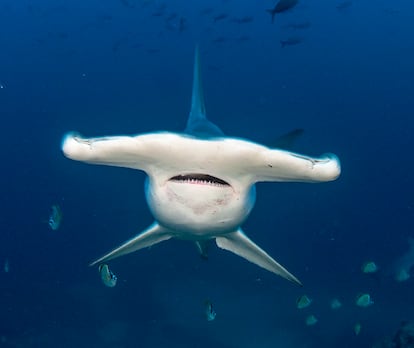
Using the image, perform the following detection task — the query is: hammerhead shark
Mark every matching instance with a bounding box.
[62,48,340,286]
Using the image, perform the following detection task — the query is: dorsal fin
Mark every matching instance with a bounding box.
[189,46,206,122]
[185,46,224,137]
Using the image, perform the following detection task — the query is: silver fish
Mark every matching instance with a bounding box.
[99,264,117,287]
[48,204,63,231]
[4,258,9,273]
[205,300,216,321]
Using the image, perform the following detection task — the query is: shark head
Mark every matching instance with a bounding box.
[142,47,255,237]
[62,47,340,286]
[144,151,257,239]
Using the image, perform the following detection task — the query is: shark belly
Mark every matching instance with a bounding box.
[145,177,256,238]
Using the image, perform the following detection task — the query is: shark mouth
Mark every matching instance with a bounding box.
[169,174,230,187]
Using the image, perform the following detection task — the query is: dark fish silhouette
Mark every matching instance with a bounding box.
[280,36,303,48]
[336,0,352,11]
[112,38,124,53]
[200,8,214,16]
[97,14,113,22]
[237,35,251,42]
[383,8,399,15]
[166,13,178,22]
[207,64,222,72]
[120,0,134,9]
[164,16,187,33]
[58,32,68,39]
[178,17,187,33]
[231,16,254,24]
[212,36,228,44]
[152,4,167,17]
[267,0,299,23]
[213,13,229,22]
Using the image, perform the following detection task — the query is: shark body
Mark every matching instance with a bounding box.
[62,48,340,286]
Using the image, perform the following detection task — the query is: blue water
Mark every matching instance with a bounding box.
[1,0,413,346]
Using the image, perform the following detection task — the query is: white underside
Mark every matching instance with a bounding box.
[145,177,256,238]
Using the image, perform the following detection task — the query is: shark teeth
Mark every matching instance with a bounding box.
[169,174,230,187]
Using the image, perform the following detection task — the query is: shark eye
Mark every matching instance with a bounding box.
[169,174,230,186]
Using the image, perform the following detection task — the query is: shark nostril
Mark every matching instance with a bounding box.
[169,174,230,187]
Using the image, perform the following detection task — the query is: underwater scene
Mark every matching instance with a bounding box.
[1,0,414,347]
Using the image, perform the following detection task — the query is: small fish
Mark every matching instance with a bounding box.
[119,0,134,9]
[4,258,9,273]
[178,17,186,33]
[213,13,228,23]
[212,36,228,44]
[48,204,63,230]
[395,268,410,282]
[383,8,399,15]
[280,37,303,48]
[97,14,113,22]
[330,298,342,309]
[112,37,127,53]
[237,35,250,42]
[58,32,68,39]
[266,0,299,23]
[354,322,361,335]
[152,4,167,17]
[99,264,117,287]
[207,64,222,72]
[147,48,160,54]
[305,314,318,326]
[297,295,312,309]
[231,16,254,24]
[204,300,216,321]
[392,237,414,282]
[166,13,178,22]
[361,261,378,274]
[336,0,352,11]
[199,8,214,16]
[355,293,374,307]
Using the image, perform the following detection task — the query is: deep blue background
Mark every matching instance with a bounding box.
[1,0,413,346]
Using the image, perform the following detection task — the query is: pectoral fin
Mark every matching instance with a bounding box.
[90,222,172,266]
[195,240,210,260]
[215,229,302,286]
